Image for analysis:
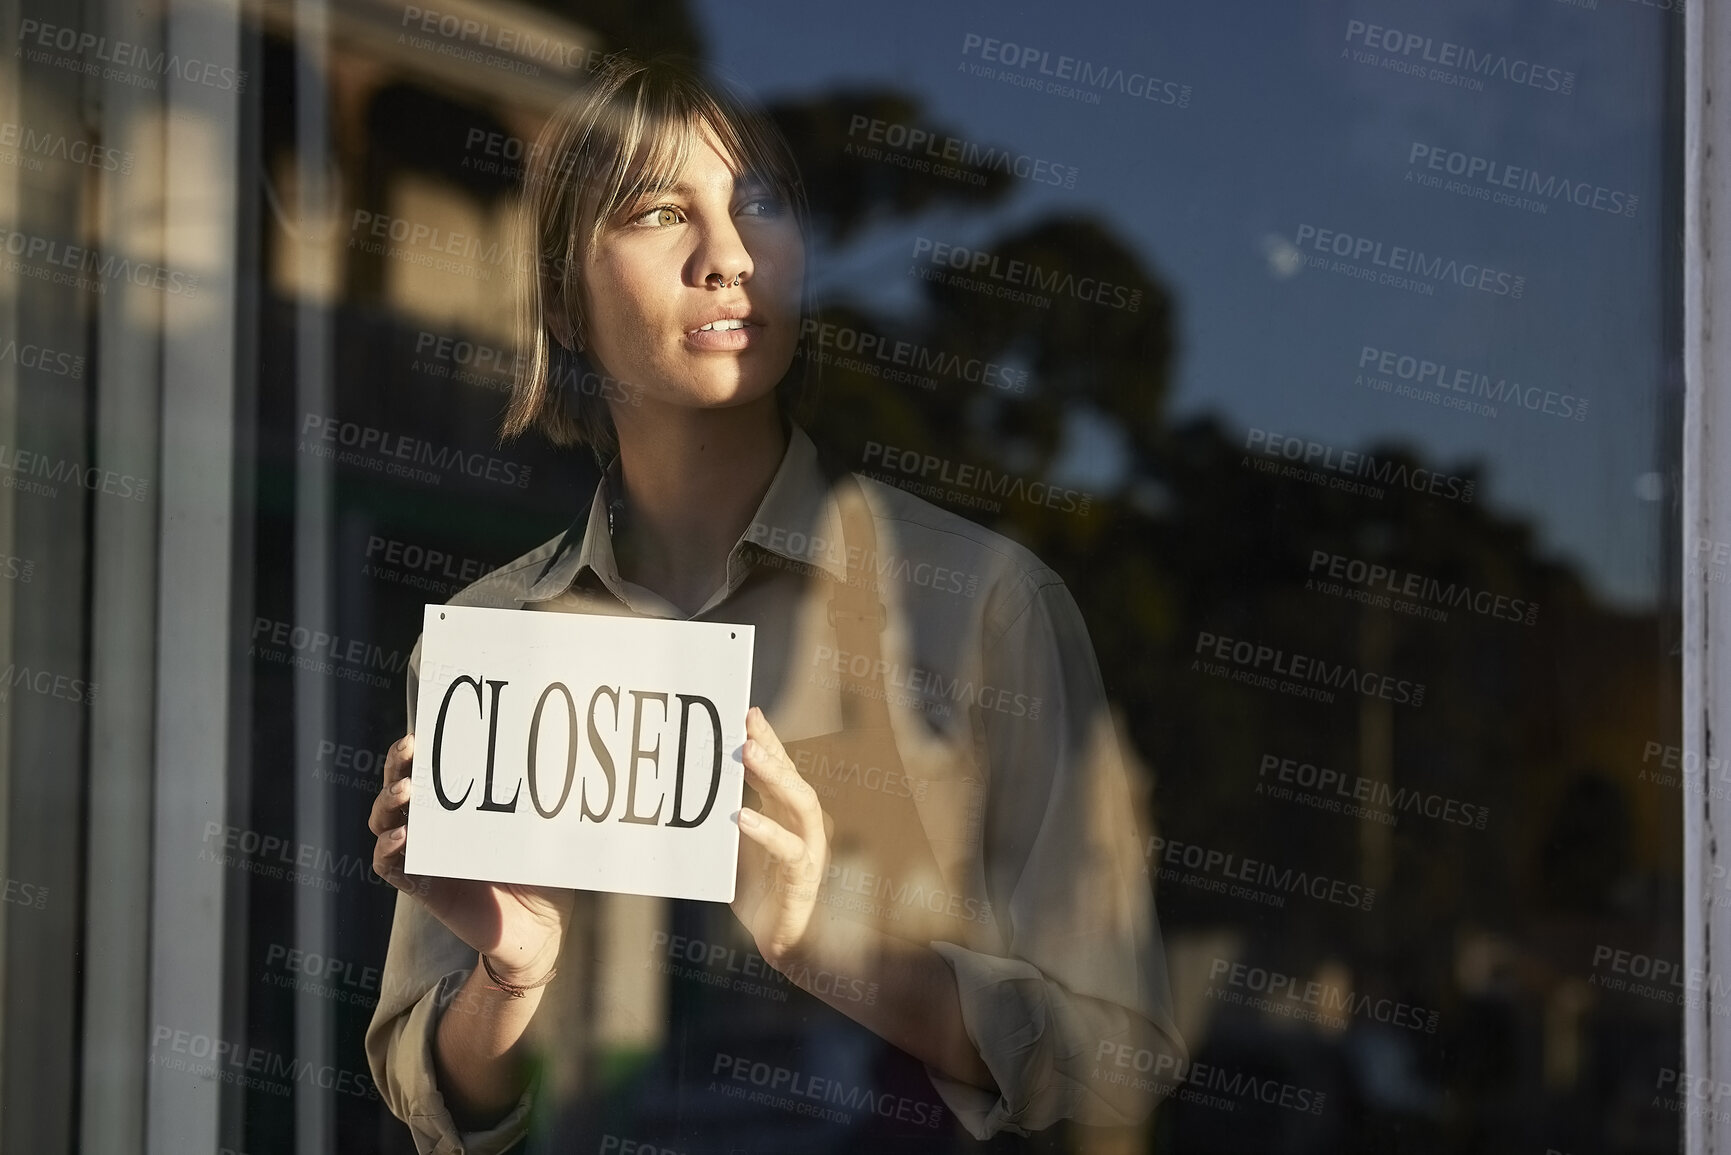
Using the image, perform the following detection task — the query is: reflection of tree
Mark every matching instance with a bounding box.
[772,90,1677,1150]
[771,92,1018,243]
[1150,415,1673,928]
[520,0,705,60]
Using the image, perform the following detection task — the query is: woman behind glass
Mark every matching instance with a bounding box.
[366,53,1183,1154]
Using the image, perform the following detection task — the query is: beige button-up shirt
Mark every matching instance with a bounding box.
[366,427,1184,1152]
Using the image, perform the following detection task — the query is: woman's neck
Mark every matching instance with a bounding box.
[608,394,787,615]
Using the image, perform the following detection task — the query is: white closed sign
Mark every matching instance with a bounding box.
[406,605,754,903]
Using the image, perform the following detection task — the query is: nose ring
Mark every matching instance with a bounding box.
[705,272,743,288]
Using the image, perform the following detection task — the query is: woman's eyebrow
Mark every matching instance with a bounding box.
[633,176,693,199]
[634,172,773,200]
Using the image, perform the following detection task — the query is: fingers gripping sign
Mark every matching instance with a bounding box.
[732,706,833,969]
[369,731,574,982]
[368,735,425,897]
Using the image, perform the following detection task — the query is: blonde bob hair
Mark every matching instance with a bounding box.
[503,54,813,456]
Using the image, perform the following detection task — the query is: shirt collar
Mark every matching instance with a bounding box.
[518,425,851,606]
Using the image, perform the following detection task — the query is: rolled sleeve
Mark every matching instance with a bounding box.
[365,893,537,1155]
[925,942,1181,1137]
[369,971,535,1155]
[920,946,1055,1137]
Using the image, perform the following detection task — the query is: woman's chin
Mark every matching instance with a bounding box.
[637,379,784,414]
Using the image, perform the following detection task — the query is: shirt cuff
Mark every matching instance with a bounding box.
[924,943,1061,1138]
[925,941,1168,1139]
[395,969,537,1155]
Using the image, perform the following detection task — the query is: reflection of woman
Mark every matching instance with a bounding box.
[366,54,1183,1153]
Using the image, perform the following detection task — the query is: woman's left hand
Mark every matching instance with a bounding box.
[732,706,831,970]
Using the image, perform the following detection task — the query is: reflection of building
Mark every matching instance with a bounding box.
[0,3,641,1151]
[252,0,686,1135]
[254,0,604,345]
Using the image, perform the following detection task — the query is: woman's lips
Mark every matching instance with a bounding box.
[684,321,762,351]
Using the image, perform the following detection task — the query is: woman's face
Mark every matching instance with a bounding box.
[578,124,805,412]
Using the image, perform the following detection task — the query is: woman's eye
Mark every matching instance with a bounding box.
[738,196,784,218]
[634,205,685,227]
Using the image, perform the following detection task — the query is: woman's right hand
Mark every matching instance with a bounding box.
[369,733,574,983]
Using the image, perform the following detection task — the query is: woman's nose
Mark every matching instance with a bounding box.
[691,216,754,288]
